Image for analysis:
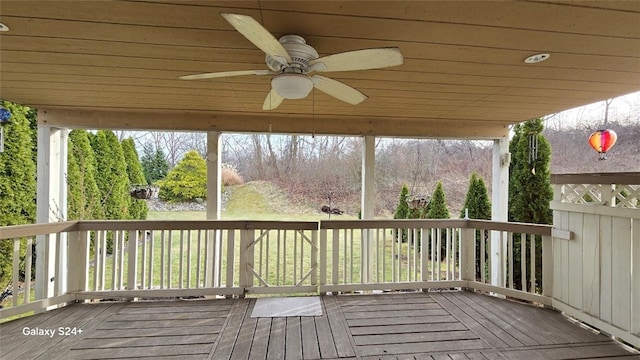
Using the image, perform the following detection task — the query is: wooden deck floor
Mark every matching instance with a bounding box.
[1,291,638,360]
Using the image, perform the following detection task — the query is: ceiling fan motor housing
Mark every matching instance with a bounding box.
[265,35,319,72]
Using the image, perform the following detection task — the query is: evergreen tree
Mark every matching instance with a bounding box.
[426,182,450,257]
[91,130,130,220]
[393,184,410,242]
[460,172,491,279]
[0,102,37,285]
[141,142,169,184]
[426,182,450,219]
[157,150,207,202]
[67,130,102,220]
[121,138,148,220]
[394,184,410,220]
[509,119,553,224]
[460,172,491,219]
[508,118,553,291]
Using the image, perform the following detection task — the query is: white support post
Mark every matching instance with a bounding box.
[35,125,68,300]
[491,138,509,287]
[361,136,375,283]
[206,132,222,287]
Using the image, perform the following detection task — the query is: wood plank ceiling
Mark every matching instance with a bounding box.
[0,0,638,138]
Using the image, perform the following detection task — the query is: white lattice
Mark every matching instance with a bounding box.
[561,184,639,208]
[613,184,639,208]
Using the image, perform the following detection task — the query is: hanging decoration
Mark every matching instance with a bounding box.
[528,132,539,175]
[0,106,12,153]
[130,185,155,199]
[588,129,617,160]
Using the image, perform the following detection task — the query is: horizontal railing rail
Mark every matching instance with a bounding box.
[1,219,554,321]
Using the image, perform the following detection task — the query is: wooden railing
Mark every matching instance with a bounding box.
[0,219,552,321]
[551,172,639,348]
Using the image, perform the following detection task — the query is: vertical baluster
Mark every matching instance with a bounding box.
[25,237,33,304]
[391,229,396,283]
[480,230,486,284]
[397,228,402,283]
[283,230,288,286]
[226,230,235,288]
[343,229,347,284]
[375,229,380,283]
[445,228,451,281]
[186,230,191,288]
[508,232,514,289]
[430,228,436,281]
[54,233,61,296]
[487,230,492,285]
[332,230,339,286]
[179,230,184,288]
[521,233,527,292]
[167,230,173,288]
[159,230,165,289]
[299,231,304,285]
[101,232,108,291]
[451,229,457,280]
[149,230,155,289]
[119,230,126,290]
[265,231,270,287]
[420,228,428,282]
[12,239,19,306]
[196,229,202,288]
[407,228,412,282]
[276,230,281,286]
[293,230,298,285]
[350,229,354,283]
[214,229,221,287]
[501,231,507,288]
[530,233,536,293]
[141,230,147,289]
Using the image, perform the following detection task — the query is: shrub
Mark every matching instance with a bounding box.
[157,150,207,202]
[222,163,244,186]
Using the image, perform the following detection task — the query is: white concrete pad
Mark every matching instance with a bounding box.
[251,296,322,317]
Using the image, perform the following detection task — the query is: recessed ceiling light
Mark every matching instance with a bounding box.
[0,23,9,32]
[524,53,550,64]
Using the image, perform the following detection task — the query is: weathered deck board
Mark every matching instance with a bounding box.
[209,298,250,360]
[1,291,637,360]
[431,291,520,348]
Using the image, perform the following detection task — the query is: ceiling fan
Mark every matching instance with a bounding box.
[179,13,404,110]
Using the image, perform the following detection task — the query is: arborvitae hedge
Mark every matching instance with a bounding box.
[91,130,130,220]
[0,102,37,285]
[121,138,148,220]
[68,130,103,220]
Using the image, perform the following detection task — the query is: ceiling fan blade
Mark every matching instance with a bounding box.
[221,13,292,63]
[310,48,403,72]
[179,70,271,80]
[312,75,367,105]
[263,88,284,110]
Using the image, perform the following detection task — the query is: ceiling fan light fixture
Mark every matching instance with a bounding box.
[524,53,550,64]
[0,23,9,31]
[271,73,313,99]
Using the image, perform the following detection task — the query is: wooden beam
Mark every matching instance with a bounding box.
[37,108,509,139]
